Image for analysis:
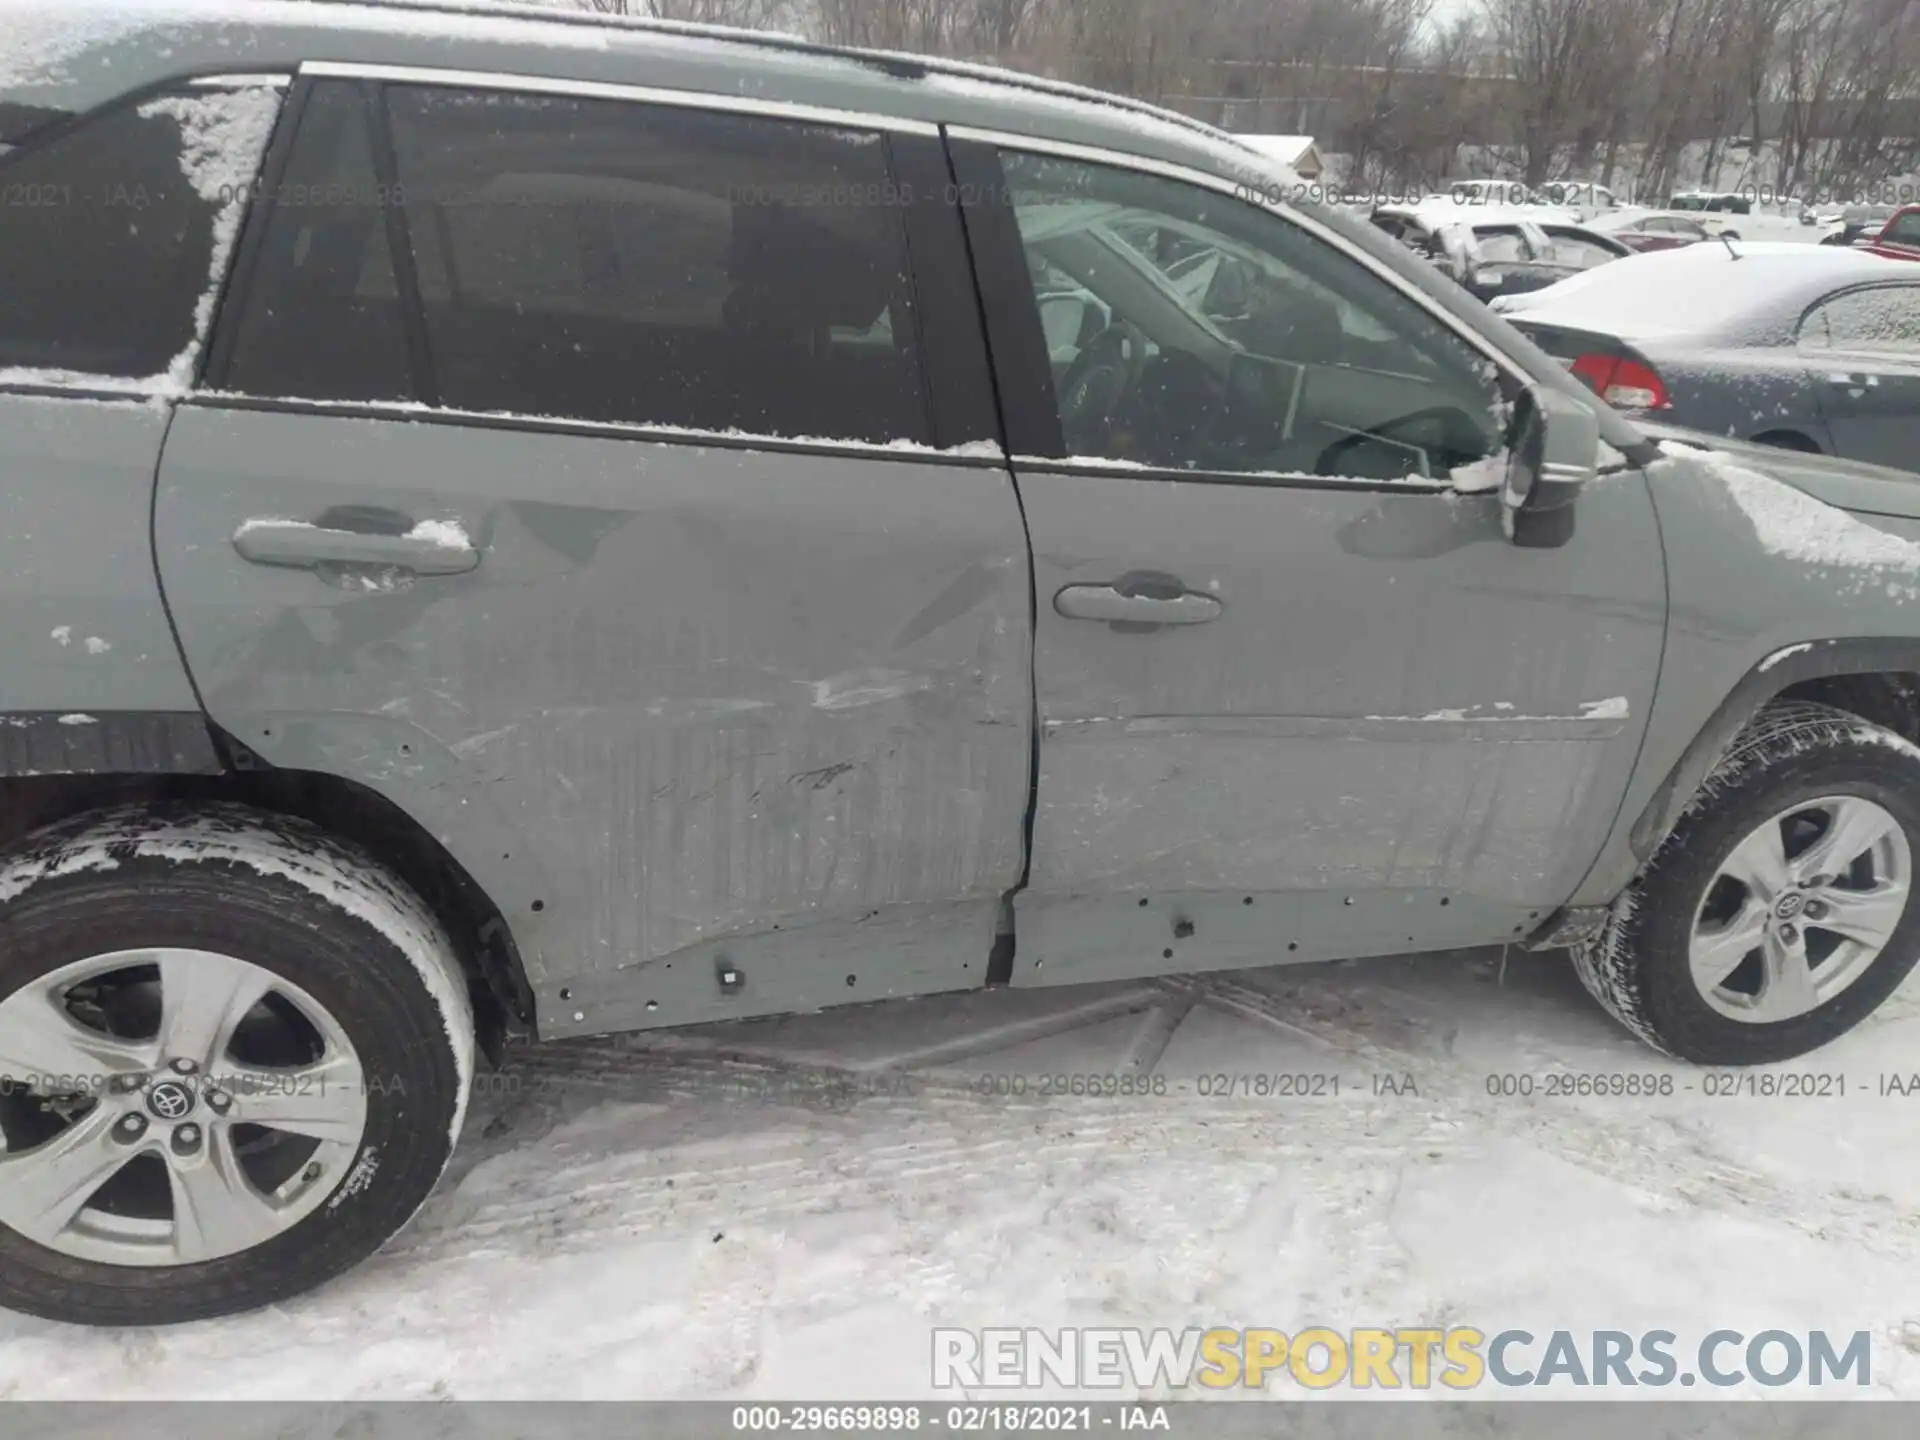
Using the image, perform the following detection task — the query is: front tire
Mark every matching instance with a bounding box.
[0,804,473,1325]
[1575,702,1920,1063]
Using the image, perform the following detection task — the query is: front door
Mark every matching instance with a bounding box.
[156,74,1032,1037]
[1800,283,1920,472]
[953,140,1669,986]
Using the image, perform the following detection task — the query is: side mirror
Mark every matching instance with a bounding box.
[1502,385,1599,548]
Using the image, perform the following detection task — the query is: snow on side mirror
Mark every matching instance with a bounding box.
[1500,385,1599,548]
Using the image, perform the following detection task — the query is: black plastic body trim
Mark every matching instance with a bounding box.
[201,77,312,391]
[0,713,223,778]
[1010,456,1457,496]
[179,393,1008,465]
[367,81,443,408]
[947,139,1066,459]
[889,131,1002,450]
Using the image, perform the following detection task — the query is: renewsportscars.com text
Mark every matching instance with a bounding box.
[932,1326,1873,1391]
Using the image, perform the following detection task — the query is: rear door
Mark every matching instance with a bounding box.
[1800,283,1920,471]
[0,78,285,734]
[156,71,1032,1037]
[953,136,1668,988]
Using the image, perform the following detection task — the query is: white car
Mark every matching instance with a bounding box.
[1667,191,1755,239]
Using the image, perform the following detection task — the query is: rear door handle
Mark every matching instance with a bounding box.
[1054,578,1222,626]
[233,518,478,575]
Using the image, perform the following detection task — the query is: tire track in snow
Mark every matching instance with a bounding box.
[403,968,1920,1268]
[1168,973,1920,1256]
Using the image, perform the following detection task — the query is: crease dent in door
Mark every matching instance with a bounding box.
[157,413,1034,1016]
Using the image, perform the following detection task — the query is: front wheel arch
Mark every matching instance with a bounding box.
[1626,641,1920,870]
[1575,700,1920,1061]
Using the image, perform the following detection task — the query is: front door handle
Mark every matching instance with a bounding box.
[1054,576,1222,627]
[233,518,478,575]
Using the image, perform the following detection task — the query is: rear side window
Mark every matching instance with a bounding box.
[1544,234,1621,269]
[222,81,414,403]
[1800,286,1920,352]
[1473,229,1529,263]
[380,86,930,444]
[0,84,281,385]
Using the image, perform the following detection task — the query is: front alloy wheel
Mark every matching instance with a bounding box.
[1577,702,1920,1063]
[1689,795,1910,1024]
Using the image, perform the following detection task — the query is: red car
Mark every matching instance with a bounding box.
[1865,205,1920,260]
[1585,210,1714,253]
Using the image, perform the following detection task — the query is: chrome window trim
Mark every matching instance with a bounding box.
[945,124,1536,394]
[1008,454,1451,493]
[189,74,292,89]
[299,60,940,136]
[176,393,1006,467]
[0,386,1003,472]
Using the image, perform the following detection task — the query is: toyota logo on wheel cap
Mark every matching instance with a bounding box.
[146,1080,197,1121]
[1774,891,1807,921]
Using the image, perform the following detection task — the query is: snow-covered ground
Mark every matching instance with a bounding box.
[3,945,1917,1401]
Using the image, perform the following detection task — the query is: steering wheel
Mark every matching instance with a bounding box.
[1058,320,1149,456]
[1314,405,1483,480]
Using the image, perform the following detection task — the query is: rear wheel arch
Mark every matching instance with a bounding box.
[0,760,533,1056]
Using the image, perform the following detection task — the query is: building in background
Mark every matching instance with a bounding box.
[1236,133,1325,178]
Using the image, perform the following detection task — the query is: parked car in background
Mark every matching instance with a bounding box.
[1817,203,1901,245]
[1496,242,1920,471]
[1670,190,1754,237]
[1370,204,1629,303]
[1861,205,1920,260]
[1586,208,1714,252]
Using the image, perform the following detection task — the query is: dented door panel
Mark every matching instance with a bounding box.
[1013,471,1669,986]
[154,406,1032,1033]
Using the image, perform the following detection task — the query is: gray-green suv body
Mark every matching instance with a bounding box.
[7,0,1920,1326]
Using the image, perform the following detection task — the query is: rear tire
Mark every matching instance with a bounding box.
[0,804,473,1325]
[1575,702,1920,1063]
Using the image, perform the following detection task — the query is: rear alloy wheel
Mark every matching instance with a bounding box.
[0,805,473,1325]
[1576,702,1920,1063]
[0,949,370,1269]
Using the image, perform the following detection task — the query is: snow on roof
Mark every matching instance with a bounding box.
[1495,240,1903,339]
[1,0,1246,164]
[1237,134,1317,165]
[0,0,621,92]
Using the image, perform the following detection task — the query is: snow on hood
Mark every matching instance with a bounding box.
[1655,443,1920,600]
[1649,424,1920,522]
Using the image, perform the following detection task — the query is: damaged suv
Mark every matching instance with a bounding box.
[8,0,1920,1327]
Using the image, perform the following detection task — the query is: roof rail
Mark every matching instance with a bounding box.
[309,0,1253,155]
